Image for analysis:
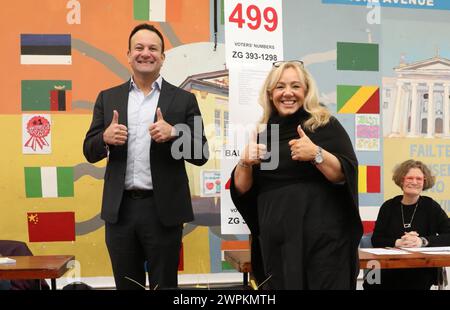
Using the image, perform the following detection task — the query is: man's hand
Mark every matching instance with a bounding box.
[149,108,175,143]
[103,110,128,146]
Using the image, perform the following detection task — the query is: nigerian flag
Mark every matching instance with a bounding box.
[24,167,74,198]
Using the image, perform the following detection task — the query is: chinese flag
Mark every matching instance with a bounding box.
[27,212,75,242]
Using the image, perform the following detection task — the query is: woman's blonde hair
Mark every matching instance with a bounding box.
[392,159,435,191]
[258,61,331,131]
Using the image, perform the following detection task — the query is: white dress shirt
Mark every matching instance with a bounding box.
[124,76,162,190]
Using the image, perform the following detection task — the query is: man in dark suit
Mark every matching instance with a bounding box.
[83,24,209,289]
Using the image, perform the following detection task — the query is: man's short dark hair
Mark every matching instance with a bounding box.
[128,23,165,52]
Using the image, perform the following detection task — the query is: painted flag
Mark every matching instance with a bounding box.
[24,167,74,198]
[221,240,249,271]
[358,165,381,193]
[21,80,72,111]
[133,0,183,22]
[355,114,380,151]
[360,206,379,234]
[362,221,376,234]
[221,0,225,24]
[134,0,166,21]
[20,34,71,65]
[27,212,75,242]
[337,42,379,71]
[337,85,379,114]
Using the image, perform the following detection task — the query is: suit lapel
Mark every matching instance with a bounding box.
[155,79,175,122]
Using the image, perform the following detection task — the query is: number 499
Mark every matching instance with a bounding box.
[228,3,278,32]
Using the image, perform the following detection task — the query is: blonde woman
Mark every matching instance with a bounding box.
[230,61,362,289]
[365,160,450,290]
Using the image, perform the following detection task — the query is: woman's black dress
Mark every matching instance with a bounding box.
[231,108,363,289]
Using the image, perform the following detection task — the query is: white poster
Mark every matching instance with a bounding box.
[22,114,52,154]
[222,0,283,234]
[200,170,221,197]
[225,0,283,67]
[220,148,250,235]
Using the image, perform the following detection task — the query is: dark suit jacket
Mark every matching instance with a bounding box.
[83,79,209,226]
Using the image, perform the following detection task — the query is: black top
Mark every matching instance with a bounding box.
[365,195,450,290]
[230,108,363,286]
[232,108,361,234]
[372,195,450,247]
[256,108,333,192]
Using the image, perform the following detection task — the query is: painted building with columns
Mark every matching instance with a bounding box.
[382,55,450,138]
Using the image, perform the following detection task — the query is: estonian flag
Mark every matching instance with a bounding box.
[20,34,72,65]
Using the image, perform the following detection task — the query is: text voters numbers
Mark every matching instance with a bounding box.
[229,3,278,32]
[232,51,278,61]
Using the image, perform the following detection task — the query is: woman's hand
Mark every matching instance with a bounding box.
[288,125,345,183]
[288,126,317,162]
[395,232,422,248]
[234,130,265,195]
[240,130,267,167]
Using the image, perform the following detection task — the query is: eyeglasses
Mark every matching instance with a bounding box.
[272,60,304,67]
[404,176,425,183]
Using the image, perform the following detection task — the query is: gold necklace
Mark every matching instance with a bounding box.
[401,199,419,229]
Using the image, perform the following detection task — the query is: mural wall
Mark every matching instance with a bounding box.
[295,0,450,232]
[0,0,244,278]
[1,0,449,279]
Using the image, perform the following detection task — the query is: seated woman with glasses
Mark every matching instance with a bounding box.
[364,159,450,290]
[229,60,363,289]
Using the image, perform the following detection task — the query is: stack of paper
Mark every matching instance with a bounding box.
[0,257,16,264]
[402,246,450,255]
[360,248,412,255]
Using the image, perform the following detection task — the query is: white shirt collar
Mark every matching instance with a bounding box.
[129,75,163,92]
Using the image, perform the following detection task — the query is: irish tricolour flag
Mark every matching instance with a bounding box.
[24,167,74,198]
[134,0,166,21]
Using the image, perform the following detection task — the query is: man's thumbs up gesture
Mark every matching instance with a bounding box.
[288,125,317,161]
[149,108,175,143]
[103,110,128,146]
